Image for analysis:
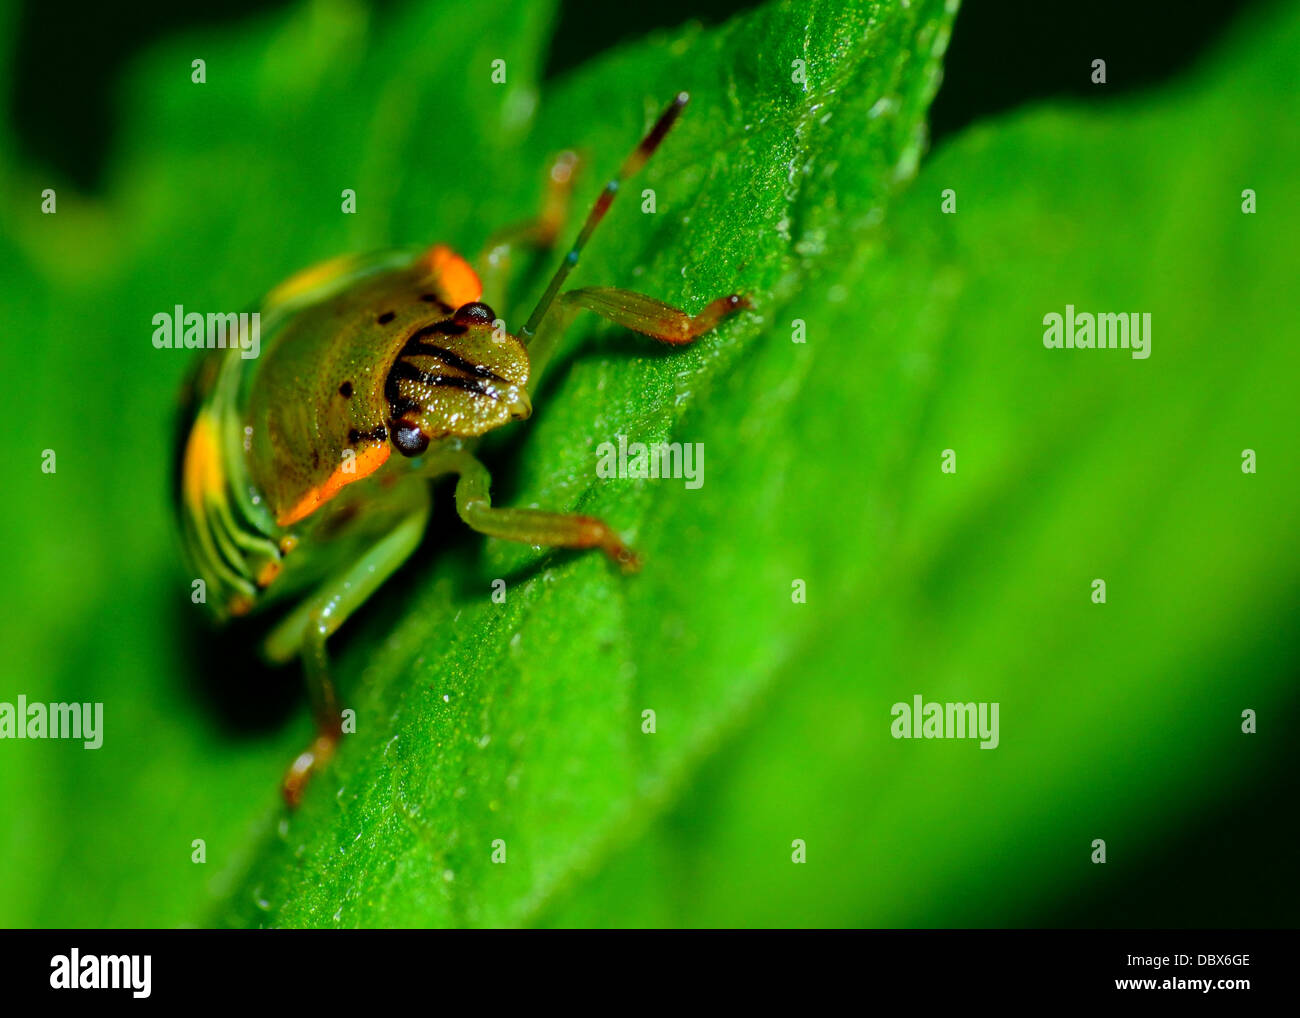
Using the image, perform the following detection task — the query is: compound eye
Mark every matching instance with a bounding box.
[391,420,429,457]
[453,301,496,325]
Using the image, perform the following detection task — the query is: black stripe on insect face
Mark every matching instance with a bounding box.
[387,360,500,400]
[384,314,511,452]
[401,336,509,386]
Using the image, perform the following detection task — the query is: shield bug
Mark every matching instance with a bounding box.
[175,93,748,806]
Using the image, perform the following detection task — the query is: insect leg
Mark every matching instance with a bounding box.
[525,286,749,393]
[432,449,640,573]
[263,483,432,807]
[476,150,580,307]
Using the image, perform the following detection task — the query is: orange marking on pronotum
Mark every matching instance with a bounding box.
[276,443,391,526]
[425,244,483,309]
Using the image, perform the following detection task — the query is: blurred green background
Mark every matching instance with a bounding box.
[0,0,1295,928]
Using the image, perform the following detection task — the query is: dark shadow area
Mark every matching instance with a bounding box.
[11,0,1277,190]
[174,600,303,738]
[929,0,1276,143]
[1030,683,1300,929]
[11,0,292,191]
[543,0,749,80]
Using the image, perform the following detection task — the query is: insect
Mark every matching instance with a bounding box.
[174,93,748,806]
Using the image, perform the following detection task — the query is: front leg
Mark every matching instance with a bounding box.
[524,286,748,393]
[430,449,640,573]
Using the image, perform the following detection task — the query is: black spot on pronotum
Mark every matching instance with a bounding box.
[338,381,354,398]
[453,301,496,325]
[391,420,429,457]
[376,311,396,325]
[420,293,452,312]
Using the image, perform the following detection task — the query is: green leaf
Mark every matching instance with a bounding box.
[0,0,955,928]
[217,0,960,928]
[534,4,1300,925]
[2,0,1294,931]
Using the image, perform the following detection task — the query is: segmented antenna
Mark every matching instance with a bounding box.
[520,92,691,342]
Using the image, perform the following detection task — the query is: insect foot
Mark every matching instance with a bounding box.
[575,515,642,574]
[281,729,341,809]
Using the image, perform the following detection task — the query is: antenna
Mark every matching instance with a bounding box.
[520,92,691,342]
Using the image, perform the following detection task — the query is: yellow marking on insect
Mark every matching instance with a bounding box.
[182,410,225,518]
[276,443,391,527]
[264,254,359,308]
[426,244,482,308]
